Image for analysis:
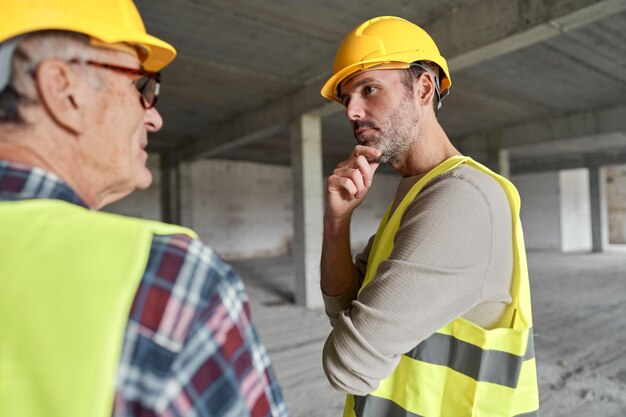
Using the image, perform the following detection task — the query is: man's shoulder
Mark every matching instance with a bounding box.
[127,233,245,351]
[146,233,241,297]
[423,164,510,207]
[120,232,284,416]
[401,163,513,234]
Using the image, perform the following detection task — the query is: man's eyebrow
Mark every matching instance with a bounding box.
[339,77,379,101]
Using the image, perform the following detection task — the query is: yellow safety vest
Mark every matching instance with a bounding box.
[343,156,539,417]
[0,199,196,417]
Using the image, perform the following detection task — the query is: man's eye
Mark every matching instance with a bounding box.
[363,85,376,95]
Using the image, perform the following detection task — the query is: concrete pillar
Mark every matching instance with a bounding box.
[160,153,181,224]
[485,132,510,177]
[589,165,608,252]
[559,169,592,252]
[496,149,510,178]
[290,114,324,308]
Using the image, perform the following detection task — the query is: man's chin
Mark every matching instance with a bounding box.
[136,169,153,190]
[356,136,379,148]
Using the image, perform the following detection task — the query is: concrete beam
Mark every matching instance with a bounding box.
[439,0,626,72]
[179,84,322,161]
[461,104,626,153]
[511,149,626,174]
[180,123,287,161]
[179,0,626,162]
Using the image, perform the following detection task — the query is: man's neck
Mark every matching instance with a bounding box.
[393,120,460,178]
[0,140,100,208]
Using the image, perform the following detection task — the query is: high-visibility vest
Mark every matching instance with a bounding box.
[0,199,196,417]
[342,156,540,417]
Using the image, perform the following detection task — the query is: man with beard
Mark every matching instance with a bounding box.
[319,16,539,417]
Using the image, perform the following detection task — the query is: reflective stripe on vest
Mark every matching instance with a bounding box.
[405,330,535,388]
[342,156,540,417]
[0,199,196,417]
[353,395,540,417]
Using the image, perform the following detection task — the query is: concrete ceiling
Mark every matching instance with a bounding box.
[138,0,626,174]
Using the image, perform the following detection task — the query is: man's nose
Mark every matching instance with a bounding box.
[145,107,163,132]
[345,97,365,121]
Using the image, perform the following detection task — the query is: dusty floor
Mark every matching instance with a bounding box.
[232,247,626,417]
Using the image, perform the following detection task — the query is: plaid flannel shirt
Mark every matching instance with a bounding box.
[0,160,288,417]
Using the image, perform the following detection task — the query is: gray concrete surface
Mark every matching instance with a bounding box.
[232,247,626,417]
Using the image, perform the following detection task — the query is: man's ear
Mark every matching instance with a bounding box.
[33,60,86,134]
[417,72,436,109]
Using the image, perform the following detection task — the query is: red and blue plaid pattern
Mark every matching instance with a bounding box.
[0,160,288,417]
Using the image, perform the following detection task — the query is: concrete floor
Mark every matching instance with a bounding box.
[231,247,626,417]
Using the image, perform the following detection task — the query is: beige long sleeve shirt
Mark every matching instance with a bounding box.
[322,165,514,395]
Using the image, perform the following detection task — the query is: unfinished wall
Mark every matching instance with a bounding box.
[105,156,626,257]
[606,164,626,244]
[189,159,293,259]
[512,171,562,251]
[115,157,619,258]
[109,158,578,257]
[104,157,287,260]
[105,156,399,260]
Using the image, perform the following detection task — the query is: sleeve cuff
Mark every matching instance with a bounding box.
[322,277,360,325]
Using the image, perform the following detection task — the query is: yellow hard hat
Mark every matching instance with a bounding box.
[321,16,451,104]
[0,0,176,72]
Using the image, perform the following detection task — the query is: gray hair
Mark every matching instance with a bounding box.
[0,31,90,124]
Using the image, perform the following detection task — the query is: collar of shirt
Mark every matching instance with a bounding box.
[0,160,89,208]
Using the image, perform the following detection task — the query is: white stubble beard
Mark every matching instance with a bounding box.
[355,93,420,165]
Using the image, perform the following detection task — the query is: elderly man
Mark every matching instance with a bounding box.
[319,16,539,417]
[0,1,287,417]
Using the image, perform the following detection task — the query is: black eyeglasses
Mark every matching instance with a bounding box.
[69,59,161,109]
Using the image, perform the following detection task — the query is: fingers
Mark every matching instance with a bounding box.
[354,155,378,187]
[338,146,380,172]
[331,167,367,199]
[328,174,358,198]
[329,147,381,201]
[351,145,381,161]
[325,146,382,219]
[349,146,380,189]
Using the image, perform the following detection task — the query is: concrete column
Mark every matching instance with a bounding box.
[485,133,510,177]
[589,165,608,252]
[559,169,592,252]
[160,153,181,224]
[290,114,324,308]
[496,149,510,178]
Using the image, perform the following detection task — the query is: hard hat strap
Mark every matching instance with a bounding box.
[410,61,447,110]
[0,36,23,94]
